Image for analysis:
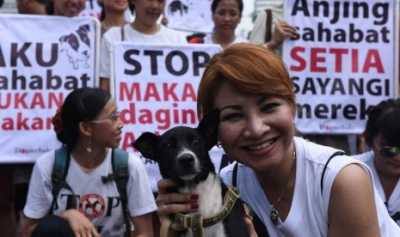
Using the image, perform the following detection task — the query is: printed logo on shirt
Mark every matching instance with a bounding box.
[79,193,106,220]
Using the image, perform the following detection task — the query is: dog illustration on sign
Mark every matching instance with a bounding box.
[168,0,189,16]
[59,24,91,70]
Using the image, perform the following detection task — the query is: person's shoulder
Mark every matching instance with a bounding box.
[159,25,188,43]
[32,149,57,177]
[352,151,374,163]
[295,136,346,164]
[220,162,236,186]
[103,25,124,41]
[127,151,147,171]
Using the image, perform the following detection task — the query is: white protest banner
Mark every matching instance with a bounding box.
[0,14,99,163]
[283,0,397,134]
[112,43,220,190]
[164,0,213,33]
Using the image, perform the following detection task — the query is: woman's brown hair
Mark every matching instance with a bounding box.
[198,43,295,116]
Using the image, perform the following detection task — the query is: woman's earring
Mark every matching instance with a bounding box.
[86,138,92,153]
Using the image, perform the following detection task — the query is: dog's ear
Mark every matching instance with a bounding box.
[132,132,160,161]
[197,109,219,150]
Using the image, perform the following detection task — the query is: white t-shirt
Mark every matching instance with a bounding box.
[202,33,247,45]
[23,149,157,237]
[100,24,187,78]
[221,137,400,237]
[354,151,400,225]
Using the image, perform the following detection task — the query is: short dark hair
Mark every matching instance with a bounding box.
[211,0,243,16]
[364,98,400,147]
[57,87,111,150]
[0,0,4,8]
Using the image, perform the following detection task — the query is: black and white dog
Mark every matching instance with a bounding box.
[133,111,250,237]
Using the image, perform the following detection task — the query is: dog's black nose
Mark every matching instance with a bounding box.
[179,154,195,168]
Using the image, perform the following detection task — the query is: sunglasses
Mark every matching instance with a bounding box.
[380,146,400,158]
[90,111,120,123]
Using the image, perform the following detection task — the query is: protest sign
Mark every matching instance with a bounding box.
[0,14,99,163]
[165,0,213,33]
[283,0,397,134]
[112,43,221,190]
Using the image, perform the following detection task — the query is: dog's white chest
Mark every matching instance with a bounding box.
[180,174,227,237]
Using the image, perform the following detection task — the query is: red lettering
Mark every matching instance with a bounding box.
[182,83,197,101]
[290,47,306,71]
[329,48,348,72]
[31,93,45,109]
[15,93,28,109]
[163,83,178,101]
[119,82,141,101]
[362,49,384,73]
[48,93,64,108]
[16,112,29,129]
[144,83,161,101]
[310,48,326,72]
[122,132,135,151]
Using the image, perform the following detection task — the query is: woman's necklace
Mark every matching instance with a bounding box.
[270,151,296,225]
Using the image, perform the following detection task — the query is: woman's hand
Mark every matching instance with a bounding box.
[60,209,100,237]
[266,20,299,50]
[156,179,198,217]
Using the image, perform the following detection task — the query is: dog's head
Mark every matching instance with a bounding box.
[133,110,219,186]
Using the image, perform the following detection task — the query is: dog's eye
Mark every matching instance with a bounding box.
[165,141,175,148]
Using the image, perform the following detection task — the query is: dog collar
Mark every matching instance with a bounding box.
[168,186,240,237]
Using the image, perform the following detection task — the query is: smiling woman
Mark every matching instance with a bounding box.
[155,43,400,237]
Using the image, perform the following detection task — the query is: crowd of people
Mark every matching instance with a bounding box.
[1,0,400,236]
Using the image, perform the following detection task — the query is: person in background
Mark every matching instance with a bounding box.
[17,0,48,14]
[155,43,400,237]
[99,0,186,95]
[353,98,400,225]
[46,0,86,16]
[249,1,298,51]
[20,88,156,237]
[98,0,131,35]
[187,0,245,48]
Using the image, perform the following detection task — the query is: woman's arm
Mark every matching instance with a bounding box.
[20,214,39,237]
[131,212,155,237]
[265,20,299,50]
[328,164,380,237]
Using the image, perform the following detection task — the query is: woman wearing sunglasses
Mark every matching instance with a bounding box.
[354,98,400,225]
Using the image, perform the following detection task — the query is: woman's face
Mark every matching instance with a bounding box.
[89,99,124,149]
[17,0,47,15]
[373,133,400,177]
[133,0,165,27]
[54,0,86,17]
[214,82,295,173]
[212,0,241,34]
[103,0,128,13]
